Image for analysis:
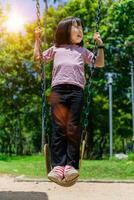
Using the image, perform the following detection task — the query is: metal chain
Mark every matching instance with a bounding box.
[41,64,47,150]
[96,0,101,33]
[35,0,42,58]
[35,0,47,150]
[94,0,101,57]
[36,0,41,28]
[81,0,101,154]
[81,68,94,145]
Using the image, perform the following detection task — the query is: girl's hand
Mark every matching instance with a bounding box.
[35,27,42,40]
[93,32,104,46]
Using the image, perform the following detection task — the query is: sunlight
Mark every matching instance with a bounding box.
[5,11,26,33]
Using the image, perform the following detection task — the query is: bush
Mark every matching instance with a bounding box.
[128,153,134,161]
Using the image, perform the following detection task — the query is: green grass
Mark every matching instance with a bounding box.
[0,155,45,178]
[81,159,134,180]
[0,154,134,180]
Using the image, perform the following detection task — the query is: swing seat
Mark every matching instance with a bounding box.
[59,177,78,187]
[48,176,78,187]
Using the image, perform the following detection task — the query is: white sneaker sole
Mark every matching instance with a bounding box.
[48,176,78,187]
[64,172,79,181]
[48,175,62,184]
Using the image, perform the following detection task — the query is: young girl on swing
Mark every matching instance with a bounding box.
[34,17,104,185]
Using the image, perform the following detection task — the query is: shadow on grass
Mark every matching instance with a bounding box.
[0,191,48,200]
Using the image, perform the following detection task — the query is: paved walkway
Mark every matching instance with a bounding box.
[0,175,134,200]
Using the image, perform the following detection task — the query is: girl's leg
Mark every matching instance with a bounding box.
[66,89,84,169]
[51,112,67,167]
[50,90,69,168]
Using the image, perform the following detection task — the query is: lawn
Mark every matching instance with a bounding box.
[0,154,134,180]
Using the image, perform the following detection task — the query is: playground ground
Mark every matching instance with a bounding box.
[0,175,134,200]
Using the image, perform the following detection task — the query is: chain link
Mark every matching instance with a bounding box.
[41,64,47,149]
[94,0,102,57]
[82,68,94,144]
[35,0,42,58]
[36,0,41,28]
[96,0,101,32]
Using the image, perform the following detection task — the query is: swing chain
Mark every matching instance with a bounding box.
[36,0,41,28]
[96,0,101,33]
[93,0,102,58]
[35,0,47,150]
[81,0,102,152]
[35,0,42,60]
[81,69,94,144]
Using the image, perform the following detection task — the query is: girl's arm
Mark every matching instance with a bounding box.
[34,28,55,62]
[93,32,104,68]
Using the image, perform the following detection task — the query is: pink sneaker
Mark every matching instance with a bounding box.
[64,165,79,181]
[48,166,64,183]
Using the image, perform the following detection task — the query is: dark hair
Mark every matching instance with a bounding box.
[54,17,83,47]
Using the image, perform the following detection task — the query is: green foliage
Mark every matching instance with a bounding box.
[0,0,134,157]
[128,153,134,161]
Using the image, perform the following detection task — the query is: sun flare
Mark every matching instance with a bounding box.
[5,11,26,33]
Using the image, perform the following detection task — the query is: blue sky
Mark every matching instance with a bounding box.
[0,0,67,23]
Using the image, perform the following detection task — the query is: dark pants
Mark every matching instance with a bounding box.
[50,84,84,169]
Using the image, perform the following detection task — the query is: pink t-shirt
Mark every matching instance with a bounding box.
[42,44,94,89]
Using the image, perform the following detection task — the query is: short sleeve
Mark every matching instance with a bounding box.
[42,46,55,62]
[83,48,94,64]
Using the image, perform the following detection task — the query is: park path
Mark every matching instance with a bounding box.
[0,175,134,200]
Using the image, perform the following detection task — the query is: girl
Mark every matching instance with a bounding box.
[34,17,104,184]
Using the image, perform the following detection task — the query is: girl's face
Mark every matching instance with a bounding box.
[70,21,83,44]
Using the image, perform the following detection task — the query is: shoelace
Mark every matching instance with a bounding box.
[64,165,74,172]
[53,166,64,177]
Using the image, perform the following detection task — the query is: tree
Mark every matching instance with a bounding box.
[0,0,133,157]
